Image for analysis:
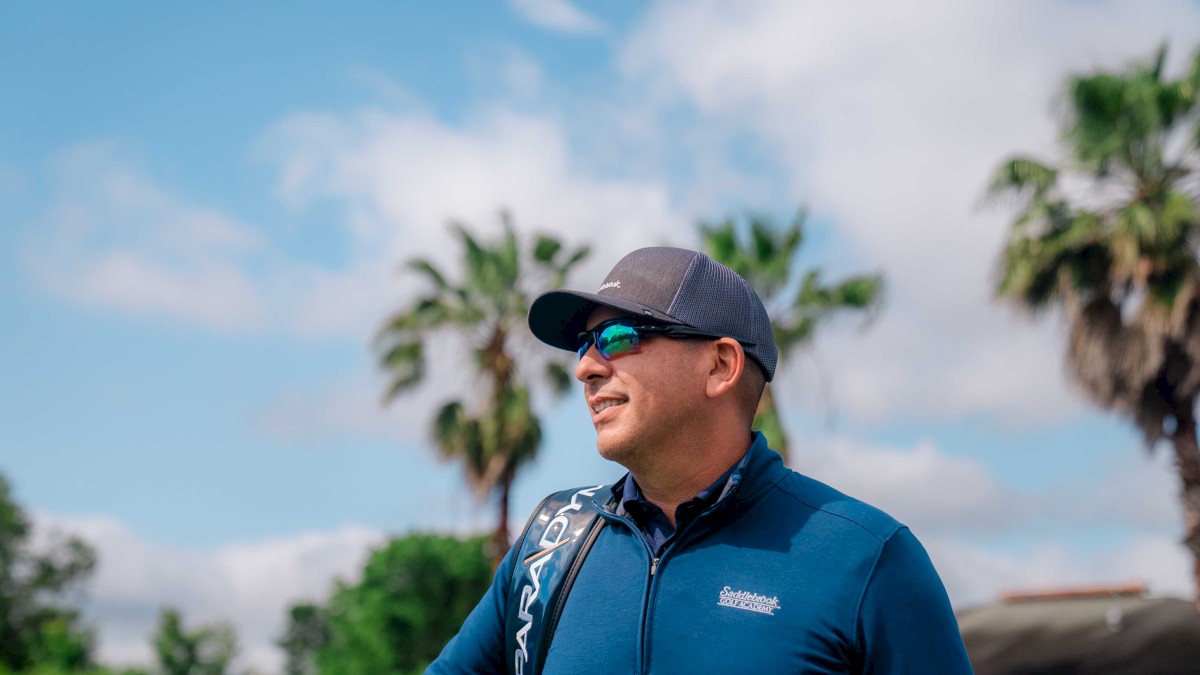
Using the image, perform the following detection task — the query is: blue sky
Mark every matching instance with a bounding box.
[4,0,1200,669]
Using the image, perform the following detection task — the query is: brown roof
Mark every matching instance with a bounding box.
[998,581,1148,602]
[957,594,1200,675]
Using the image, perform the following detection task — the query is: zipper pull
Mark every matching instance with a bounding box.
[650,557,660,576]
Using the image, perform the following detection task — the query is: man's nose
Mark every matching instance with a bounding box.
[574,347,611,382]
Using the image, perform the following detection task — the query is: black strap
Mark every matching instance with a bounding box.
[505,484,608,675]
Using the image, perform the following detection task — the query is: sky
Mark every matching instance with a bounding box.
[4,0,1200,670]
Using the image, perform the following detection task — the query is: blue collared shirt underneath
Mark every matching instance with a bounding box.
[616,451,748,557]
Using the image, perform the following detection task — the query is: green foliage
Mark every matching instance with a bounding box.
[987,44,1200,435]
[700,211,884,460]
[377,214,589,557]
[311,534,492,675]
[23,614,93,671]
[0,662,147,667]
[0,474,99,673]
[278,604,328,675]
[990,45,1200,317]
[151,608,236,675]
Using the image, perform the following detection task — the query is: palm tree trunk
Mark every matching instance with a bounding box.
[491,466,512,570]
[1170,404,1200,612]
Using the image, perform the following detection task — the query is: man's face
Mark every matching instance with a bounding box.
[574,307,709,466]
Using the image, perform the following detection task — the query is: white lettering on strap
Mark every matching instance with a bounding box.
[512,484,605,670]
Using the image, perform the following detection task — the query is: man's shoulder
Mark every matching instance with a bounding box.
[768,469,904,544]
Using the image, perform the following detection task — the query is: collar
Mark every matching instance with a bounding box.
[605,431,786,514]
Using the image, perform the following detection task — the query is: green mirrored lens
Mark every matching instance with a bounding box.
[596,323,639,359]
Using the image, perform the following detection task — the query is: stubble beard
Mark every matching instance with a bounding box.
[593,402,701,474]
[594,426,644,468]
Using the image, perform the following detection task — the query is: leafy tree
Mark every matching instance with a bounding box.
[987,45,1200,607]
[151,608,236,675]
[701,211,884,462]
[21,614,93,672]
[3,662,147,667]
[277,604,327,675]
[314,534,492,675]
[377,214,588,562]
[0,473,98,672]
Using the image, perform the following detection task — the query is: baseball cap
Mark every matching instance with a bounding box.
[528,246,777,381]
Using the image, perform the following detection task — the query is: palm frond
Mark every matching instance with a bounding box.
[552,244,591,287]
[1183,48,1200,104]
[544,362,572,395]
[700,218,745,276]
[1149,42,1168,82]
[1162,189,1198,236]
[830,275,884,310]
[1066,72,1131,168]
[381,340,425,400]
[749,218,777,267]
[407,258,449,291]
[533,235,562,263]
[702,212,803,298]
[986,157,1058,202]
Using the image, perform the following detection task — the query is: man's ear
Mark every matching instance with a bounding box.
[705,338,745,401]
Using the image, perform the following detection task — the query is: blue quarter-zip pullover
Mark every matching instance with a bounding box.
[428,433,973,674]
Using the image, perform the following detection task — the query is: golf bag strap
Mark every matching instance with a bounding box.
[504,484,609,675]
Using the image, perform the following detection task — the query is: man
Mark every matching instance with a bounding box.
[428,247,973,674]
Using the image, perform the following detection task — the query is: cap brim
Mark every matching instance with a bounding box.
[528,290,684,352]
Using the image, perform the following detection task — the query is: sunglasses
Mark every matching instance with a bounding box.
[575,318,740,361]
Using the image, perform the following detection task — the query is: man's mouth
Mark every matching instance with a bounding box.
[592,399,625,414]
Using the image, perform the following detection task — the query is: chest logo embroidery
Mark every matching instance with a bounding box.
[718,586,782,616]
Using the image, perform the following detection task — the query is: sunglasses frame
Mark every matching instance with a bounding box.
[575,317,751,361]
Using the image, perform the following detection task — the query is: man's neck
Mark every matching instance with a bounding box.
[628,432,753,526]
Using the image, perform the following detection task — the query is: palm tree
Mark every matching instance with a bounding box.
[377,214,588,566]
[987,45,1200,608]
[700,211,884,463]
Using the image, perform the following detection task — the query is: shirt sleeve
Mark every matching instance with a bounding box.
[424,544,515,675]
[854,527,974,674]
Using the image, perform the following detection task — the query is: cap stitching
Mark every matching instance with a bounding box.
[664,253,702,323]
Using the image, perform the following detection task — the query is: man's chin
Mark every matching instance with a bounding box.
[594,431,636,465]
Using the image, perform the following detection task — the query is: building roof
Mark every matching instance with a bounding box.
[957,589,1200,674]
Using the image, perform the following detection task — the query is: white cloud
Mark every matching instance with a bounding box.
[509,0,606,35]
[26,100,684,347]
[1054,447,1182,533]
[800,434,1192,607]
[797,427,1187,537]
[499,49,545,101]
[347,66,429,112]
[782,429,1194,605]
[801,435,1024,535]
[255,333,481,446]
[930,534,1193,610]
[243,101,693,438]
[32,512,385,672]
[25,142,268,332]
[257,105,686,338]
[620,0,1200,427]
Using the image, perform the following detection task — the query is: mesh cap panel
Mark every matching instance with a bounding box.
[666,254,777,378]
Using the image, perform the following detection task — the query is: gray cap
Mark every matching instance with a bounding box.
[528,246,777,381]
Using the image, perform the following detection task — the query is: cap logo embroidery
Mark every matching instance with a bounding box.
[598,281,621,292]
[717,586,781,616]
